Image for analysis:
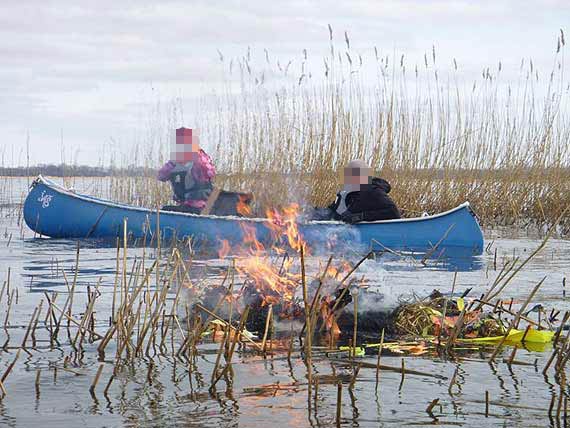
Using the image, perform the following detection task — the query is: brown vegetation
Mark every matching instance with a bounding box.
[98,29,570,233]
[7,28,570,233]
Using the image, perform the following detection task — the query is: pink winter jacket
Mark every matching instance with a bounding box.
[157,150,216,208]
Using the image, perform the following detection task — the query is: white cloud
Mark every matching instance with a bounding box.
[0,0,568,165]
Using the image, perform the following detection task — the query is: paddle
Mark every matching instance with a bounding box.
[201,188,221,215]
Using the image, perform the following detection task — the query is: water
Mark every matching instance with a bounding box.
[1,177,569,427]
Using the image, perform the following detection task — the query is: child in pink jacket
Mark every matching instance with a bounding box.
[158,128,216,213]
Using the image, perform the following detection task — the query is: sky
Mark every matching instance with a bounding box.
[0,0,568,166]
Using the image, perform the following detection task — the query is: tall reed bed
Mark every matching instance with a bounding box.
[106,28,570,232]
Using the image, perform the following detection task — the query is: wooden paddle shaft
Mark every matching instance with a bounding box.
[201,188,221,215]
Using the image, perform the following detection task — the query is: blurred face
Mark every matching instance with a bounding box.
[171,128,200,163]
[342,166,371,188]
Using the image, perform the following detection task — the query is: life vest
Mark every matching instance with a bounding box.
[334,191,350,216]
[168,162,213,203]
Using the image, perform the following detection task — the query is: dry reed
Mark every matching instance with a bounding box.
[60,28,570,235]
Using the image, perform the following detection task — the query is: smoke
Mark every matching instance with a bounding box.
[341,258,418,315]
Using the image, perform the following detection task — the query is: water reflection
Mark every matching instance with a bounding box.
[3,213,570,427]
[18,236,485,297]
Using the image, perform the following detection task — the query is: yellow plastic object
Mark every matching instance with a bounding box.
[205,319,258,340]
[458,329,554,344]
[425,307,443,317]
[339,346,366,357]
[457,298,465,311]
[507,329,554,344]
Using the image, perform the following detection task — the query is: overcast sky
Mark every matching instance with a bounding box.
[1,0,568,166]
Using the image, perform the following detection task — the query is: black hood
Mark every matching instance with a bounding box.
[370,177,392,193]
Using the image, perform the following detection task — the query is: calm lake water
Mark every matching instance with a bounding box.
[1,177,569,427]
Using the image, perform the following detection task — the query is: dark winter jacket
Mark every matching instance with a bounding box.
[328,177,401,223]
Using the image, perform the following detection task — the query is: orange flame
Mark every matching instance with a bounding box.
[266,204,306,253]
[218,239,231,259]
[241,222,265,254]
[215,204,308,315]
[325,265,339,279]
[237,194,252,217]
[323,261,351,281]
[212,202,313,320]
[320,300,341,335]
[237,255,299,307]
[213,204,355,331]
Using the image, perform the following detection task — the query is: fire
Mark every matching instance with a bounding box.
[320,301,341,335]
[322,260,351,281]
[241,222,265,253]
[218,239,231,259]
[237,194,252,217]
[212,203,360,336]
[265,204,305,253]
[325,265,340,279]
[238,255,299,308]
[217,204,307,316]
[216,204,356,330]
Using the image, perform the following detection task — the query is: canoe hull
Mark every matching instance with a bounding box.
[23,176,484,253]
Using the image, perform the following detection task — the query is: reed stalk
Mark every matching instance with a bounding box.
[300,245,313,408]
[489,277,546,362]
[67,244,80,328]
[426,398,440,417]
[336,381,342,427]
[89,364,105,395]
[0,378,7,398]
[0,349,21,386]
[261,304,273,354]
[97,260,158,355]
[21,305,40,350]
[49,301,103,340]
[112,237,120,323]
[211,324,230,384]
[3,289,15,328]
[375,328,385,392]
[211,306,250,388]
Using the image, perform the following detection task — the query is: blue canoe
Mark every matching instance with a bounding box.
[23,175,484,253]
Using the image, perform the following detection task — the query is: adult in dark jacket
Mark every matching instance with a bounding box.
[327,159,400,223]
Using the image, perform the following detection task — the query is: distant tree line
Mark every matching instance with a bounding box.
[3,163,566,179]
[0,164,155,177]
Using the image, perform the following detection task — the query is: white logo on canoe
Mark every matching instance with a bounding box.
[38,191,53,208]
